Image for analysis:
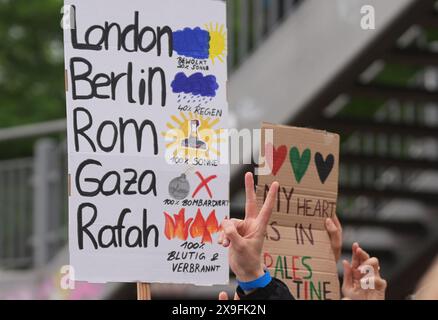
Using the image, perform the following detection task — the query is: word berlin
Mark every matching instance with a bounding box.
[68,7,175,106]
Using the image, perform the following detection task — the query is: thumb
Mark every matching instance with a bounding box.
[218,291,229,300]
[325,218,338,235]
[221,219,244,250]
[342,260,353,290]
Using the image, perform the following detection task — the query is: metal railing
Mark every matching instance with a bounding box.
[0,137,68,270]
[227,0,303,70]
[0,158,34,269]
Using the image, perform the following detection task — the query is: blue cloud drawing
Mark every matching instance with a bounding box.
[171,72,219,97]
[173,27,210,60]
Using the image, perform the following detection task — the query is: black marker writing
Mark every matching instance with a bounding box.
[70,6,173,56]
[70,58,166,106]
[73,107,158,154]
[77,203,159,250]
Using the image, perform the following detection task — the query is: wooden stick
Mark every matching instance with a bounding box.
[137,282,152,300]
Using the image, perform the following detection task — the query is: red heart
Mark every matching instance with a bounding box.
[265,143,287,176]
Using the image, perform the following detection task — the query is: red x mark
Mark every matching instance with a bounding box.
[192,172,217,198]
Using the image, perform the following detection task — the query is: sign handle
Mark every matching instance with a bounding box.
[137,282,152,300]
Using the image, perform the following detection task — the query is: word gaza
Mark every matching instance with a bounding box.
[75,159,157,197]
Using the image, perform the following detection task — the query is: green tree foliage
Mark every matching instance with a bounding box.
[0,0,64,128]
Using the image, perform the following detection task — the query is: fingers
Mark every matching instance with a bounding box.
[218,218,245,247]
[374,277,387,291]
[326,218,342,261]
[218,230,230,247]
[230,218,246,233]
[351,242,360,269]
[332,214,342,231]
[244,172,257,219]
[358,257,387,292]
[342,259,353,290]
[351,243,371,280]
[258,181,279,229]
[359,274,387,293]
[352,242,359,252]
[361,257,381,278]
[356,247,370,265]
[218,231,224,244]
[218,291,240,300]
[218,291,229,300]
[325,218,338,234]
[221,219,244,250]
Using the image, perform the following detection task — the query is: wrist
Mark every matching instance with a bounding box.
[237,269,272,292]
[236,265,265,282]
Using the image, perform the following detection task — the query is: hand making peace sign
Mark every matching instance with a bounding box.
[218,172,279,282]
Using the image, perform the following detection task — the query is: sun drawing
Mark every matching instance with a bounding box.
[162,112,224,160]
[206,23,227,64]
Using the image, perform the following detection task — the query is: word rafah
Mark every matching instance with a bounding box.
[77,203,159,250]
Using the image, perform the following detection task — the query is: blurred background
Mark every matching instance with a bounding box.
[1,0,438,300]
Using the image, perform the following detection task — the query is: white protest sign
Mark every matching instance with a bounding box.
[63,0,229,285]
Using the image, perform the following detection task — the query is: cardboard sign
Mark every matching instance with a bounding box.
[257,123,341,300]
[63,0,229,285]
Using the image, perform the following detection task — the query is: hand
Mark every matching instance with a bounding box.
[218,172,279,282]
[342,243,387,300]
[218,291,240,300]
[325,215,342,262]
[414,256,438,300]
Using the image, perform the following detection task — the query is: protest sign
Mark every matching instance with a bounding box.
[63,0,229,285]
[257,123,341,300]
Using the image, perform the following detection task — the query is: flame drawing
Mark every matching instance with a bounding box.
[164,208,193,241]
[164,209,220,243]
[190,209,220,243]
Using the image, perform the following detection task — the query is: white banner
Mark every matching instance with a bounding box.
[63,0,229,285]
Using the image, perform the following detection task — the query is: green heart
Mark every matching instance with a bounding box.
[289,147,311,183]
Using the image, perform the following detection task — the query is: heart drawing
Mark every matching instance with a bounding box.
[289,147,311,183]
[315,152,335,184]
[265,143,287,176]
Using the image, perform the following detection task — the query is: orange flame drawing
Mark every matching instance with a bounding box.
[164,208,193,241]
[189,209,220,243]
[205,210,220,234]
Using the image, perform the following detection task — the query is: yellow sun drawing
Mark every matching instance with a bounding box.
[162,112,224,160]
[206,23,227,64]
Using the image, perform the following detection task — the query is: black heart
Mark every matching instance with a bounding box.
[315,153,334,184]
